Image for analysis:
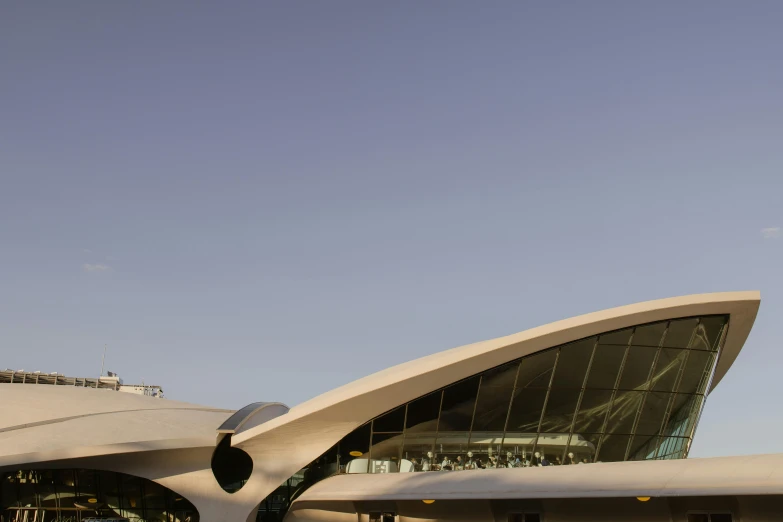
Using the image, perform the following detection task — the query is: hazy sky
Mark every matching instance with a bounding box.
[1,2,781,459]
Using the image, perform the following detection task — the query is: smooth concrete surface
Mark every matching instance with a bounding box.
[296,453,783,502]
[230,292,760,521]
[0,292,765,522]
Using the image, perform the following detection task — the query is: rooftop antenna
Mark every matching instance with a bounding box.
[99,344,107,379]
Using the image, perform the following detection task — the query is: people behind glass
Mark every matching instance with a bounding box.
[410,450,592,471]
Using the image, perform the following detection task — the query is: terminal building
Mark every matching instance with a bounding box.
[1,291,780,522]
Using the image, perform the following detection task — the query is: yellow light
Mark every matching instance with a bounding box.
[637,497,651,502]
[349,451,363,457]
[88,499,98,504]
[422,500,435,504]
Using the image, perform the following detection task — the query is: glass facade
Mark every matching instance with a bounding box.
[257,315,728,521]
[1,469,198,522]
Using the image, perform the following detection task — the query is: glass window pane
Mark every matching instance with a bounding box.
[75,470,97,505]
[627,433,661,460]
[663,318,698,348]
[369,433,404,472]
[539,389,581,434]
[480,361,519,388]
[663,394,702,437]
[677,351,714,394]
[597,434,631,462]
[710,513,733,522]
[586,345,626,389]
[438,376,480,432]
[143,479,167,508]
[618,346,657,390]
[573,389,613,434]
[339,422,371,462]
[651,348,686,392]
[565,433,599,464]
[515,349,557,389]
[551,339,594,389]
[687,514,710,522]
[97,471,121,516]
[36,471,57,509]
[506,388,547,433]
[373,406,405,433]
[405,391,441,433]
[433,432,471,469]
[635,392,671,436]
[598,327,633,346]
[54,470,76,508]
[471,363,518,432]
[633,322,667,347]
[604,391,643,434]
[401,435,436,471]
[692,316,727,351]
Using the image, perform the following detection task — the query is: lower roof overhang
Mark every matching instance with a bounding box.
[295,453,783,502]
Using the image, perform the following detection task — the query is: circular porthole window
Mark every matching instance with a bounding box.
[211,435,253,493]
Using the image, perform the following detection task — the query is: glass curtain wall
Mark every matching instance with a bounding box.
[1,469,198,522]
[255,315,728,522]
[330,315,726,472]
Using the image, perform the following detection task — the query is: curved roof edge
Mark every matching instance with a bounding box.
[217,402,289,435]
[234,291,760,448]
[292,452,783,502]
[0,437,214,472]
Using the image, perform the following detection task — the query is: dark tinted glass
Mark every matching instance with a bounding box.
[633,322,667,347]
[618,346,657,390]
[340,422,371,456]
[405,391,441,432]
[586,345,626,389]
[687,514,710,522]
[506,388,547,432]
[663,394,701,436]
[651,348,685,392]
[515,349,557,388]
[663,318,697,348]
[472,363,517,431]
[538,389,580,433]
[597,434,631,462]
[693,316,727,351]
[710,514,733,522]
[373,406,405,432]
[438,376,480,431]
[604,391,643,434]
[677,351,714,394]
[370,432,404,462]
[635,392,671,435]
[599,328,633,345]
[573,389,612,434]
[627,433,660,460]
[551,339,594,388]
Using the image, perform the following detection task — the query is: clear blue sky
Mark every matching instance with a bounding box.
[1,2,781,459]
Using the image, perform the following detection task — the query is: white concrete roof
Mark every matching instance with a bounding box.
[0,384,233,469]
[296,453,783,501]
[235,292,759,450]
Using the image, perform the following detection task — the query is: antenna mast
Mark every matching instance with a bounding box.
[100,344,107,378]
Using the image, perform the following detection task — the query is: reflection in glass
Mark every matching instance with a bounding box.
[586,345,625,389]
[551,339,594,389]
[598,434,631,462]
[0,469,198,522]
[270,313,728,503]
[651,348,685,392]
[618,346,657,390]
[438,376,480,432]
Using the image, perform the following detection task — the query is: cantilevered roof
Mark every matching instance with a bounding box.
[234,291,760,451]
[295,452,783,501]
[0,384,234,469]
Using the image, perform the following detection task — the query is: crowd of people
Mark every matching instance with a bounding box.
[407,451,591,471]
